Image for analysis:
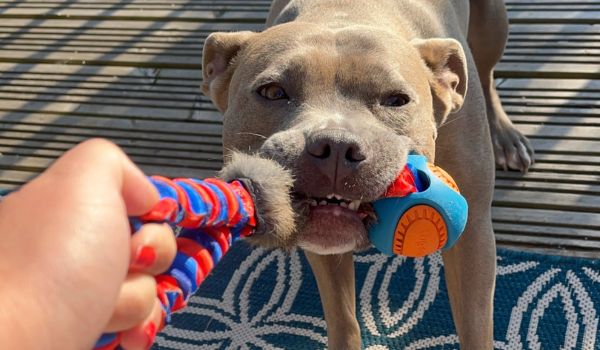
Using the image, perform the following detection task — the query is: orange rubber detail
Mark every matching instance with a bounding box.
[427,164,460,193]
[392,205,448,257]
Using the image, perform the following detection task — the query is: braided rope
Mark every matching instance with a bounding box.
[94,176,256,350]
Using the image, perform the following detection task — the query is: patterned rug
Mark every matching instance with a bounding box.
[153,243,599,350]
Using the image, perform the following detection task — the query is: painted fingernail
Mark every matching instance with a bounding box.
[132,246,156,269]
[144,322,157,350]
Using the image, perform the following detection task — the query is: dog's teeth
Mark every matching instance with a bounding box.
[309,200,317,207]
[334,194,343,200]
[326,194,334,199]
[340,202,348,208]
[319,200,328,206]
[349,200,361,211]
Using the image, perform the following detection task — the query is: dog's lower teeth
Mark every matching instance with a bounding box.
[310,198,361,210]
[349,200,361,211]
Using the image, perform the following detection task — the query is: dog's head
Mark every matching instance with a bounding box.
[203,22,467,254]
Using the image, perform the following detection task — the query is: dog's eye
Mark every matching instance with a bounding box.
[381,94,410,107]
[258,84,288,100]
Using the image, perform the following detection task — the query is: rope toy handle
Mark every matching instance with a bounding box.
[94,176,256,350]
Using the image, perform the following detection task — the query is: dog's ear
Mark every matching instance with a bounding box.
[412,38,468,123]
[202,31,256,112]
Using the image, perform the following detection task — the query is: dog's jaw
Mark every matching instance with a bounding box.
[298,204,371,254]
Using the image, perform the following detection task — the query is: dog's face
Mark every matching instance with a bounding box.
[203,22,467,254]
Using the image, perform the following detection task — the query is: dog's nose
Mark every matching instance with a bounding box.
[305,129,369,186]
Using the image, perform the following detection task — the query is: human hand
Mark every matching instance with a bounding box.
[0,139,176,350]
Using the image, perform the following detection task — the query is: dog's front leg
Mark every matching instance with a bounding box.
[442,214,496,349]
[304,251,361,350]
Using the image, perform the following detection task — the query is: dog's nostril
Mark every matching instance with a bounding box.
[345,146,366,163]
[318,144,331,159]
[308,143,331,159]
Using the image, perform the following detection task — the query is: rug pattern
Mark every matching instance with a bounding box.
[153,243,599,350]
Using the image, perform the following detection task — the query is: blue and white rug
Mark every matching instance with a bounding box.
[153,243,599,350]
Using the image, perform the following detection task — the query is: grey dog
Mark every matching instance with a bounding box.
[204,0,534,348]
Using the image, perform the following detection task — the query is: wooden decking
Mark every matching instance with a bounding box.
[0,0,598,258]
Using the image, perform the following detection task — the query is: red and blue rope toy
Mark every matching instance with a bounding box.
[94,176,256,350]
[94,154,468,349]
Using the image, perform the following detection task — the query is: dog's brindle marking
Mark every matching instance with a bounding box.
[202,0,533,348]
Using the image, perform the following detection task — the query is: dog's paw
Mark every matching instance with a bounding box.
[490,117,534,172]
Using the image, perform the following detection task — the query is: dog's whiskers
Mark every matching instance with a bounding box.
[438,113,469,130]
[235,132,268,140]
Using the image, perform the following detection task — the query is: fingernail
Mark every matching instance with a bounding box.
[143,322,157,350]
[132,246,156,269]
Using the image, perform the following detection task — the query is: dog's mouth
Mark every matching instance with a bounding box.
[293,192,377,254]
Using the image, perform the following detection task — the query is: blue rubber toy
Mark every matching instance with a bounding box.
[369,155,468,257]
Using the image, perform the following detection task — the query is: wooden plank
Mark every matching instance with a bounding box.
[495,62,600,79]
[0,91,202,110]
[0,111,223,136]
[0,49,202,68]
[531,153,600,164]
[0,37,205,50]
[507,5,600,11]
[496,171,599,185]
[494,179,600,195]
[0,127,223,152]
[0,75,201,93]
[0,8,269,22]
[509,23,600,35]
[0,2,271,10]
[504,48,600,56]
[527,139,600,155]
[0,131,223,155]
[504,104,600,116]
[0,79,204,97]
[507,10,600,24]
[498,78,600,90]
[507,41,600,48]
[0,98,220,122]
[0,0,271,3]
[0,146,222,169]
[0,40,204,53]
[496,233,600,250]
[0,169,40,187]
[506,0,600,4]
[0,63,203,83]
[508,115,598,125]
[0,30,211,41]
[499,90,599,99]
[0,154,219,175]
[494,222,600,241]
[0,18,264,31]
[522,162,600,175]
[512,124,600,139]
[492,207,600,229]
[0,85,206,106]
[0,162,216,183]
[501,54,599,64]
[496,245,599,259]
[493,189,599,213]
